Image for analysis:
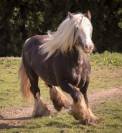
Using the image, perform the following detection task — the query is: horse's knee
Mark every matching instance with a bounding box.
[71,90,81,103]
[80,80,89,94]
[58,81,81,102]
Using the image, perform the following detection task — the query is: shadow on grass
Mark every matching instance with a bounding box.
[0,115,32,129]
[1,116,32,121]
[0,123,24,129]
[46,121,72,128]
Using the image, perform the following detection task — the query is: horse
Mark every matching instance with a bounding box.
[19,11,98,125]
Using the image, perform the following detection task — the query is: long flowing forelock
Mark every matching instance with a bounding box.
[73,13,84,28]
[40,13,83,60]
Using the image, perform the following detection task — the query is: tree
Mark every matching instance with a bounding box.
[0,0,121,56]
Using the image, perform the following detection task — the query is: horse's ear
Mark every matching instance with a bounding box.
[85,10,91,20]
[68,12,73,19]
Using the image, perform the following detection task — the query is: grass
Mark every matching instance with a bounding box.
[90,52,122,91]
[1,98,122,133]
[0,52,122,132]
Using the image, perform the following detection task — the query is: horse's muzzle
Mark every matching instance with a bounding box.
[84,43,95,54]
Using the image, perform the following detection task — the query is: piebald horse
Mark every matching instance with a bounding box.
[19,11,98,125]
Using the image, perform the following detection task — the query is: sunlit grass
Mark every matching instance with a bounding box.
[1,98,122,133]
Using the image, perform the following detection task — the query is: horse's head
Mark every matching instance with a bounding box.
[68,11,94,54]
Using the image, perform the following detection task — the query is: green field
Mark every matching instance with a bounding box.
[0,52,122,133]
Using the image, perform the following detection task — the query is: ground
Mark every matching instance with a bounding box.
[0,87,122,129]
[0,52,122,133]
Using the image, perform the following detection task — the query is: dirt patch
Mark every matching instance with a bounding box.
[0,87,122,129]
[0,107,33,129]
[89,87,122,106]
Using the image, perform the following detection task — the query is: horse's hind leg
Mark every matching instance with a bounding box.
[48,85,71,111]
[28,71,50,117]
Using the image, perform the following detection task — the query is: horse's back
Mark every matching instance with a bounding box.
[22,35,57,85]
[23,35,48,51]
[22,35,46,67]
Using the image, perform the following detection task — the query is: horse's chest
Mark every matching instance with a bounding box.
[71,60,83,86]
[54,52,90,86]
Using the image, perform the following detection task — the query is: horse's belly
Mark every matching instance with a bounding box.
[32,62,57,86]
[39,73,58,86]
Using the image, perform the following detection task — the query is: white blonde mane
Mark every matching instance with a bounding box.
[40,13,84,59]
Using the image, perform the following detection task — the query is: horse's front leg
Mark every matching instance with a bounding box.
[47,84,71,111]
[79,79,98,124]
[58,80,93,124]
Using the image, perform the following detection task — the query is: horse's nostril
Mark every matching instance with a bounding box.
[84,45,90,50]
[84,45,88,49]
[84,44,94,53]
[89,45,93,50]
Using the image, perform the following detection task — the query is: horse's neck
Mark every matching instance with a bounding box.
[74,45,87,59]
[64,46,88,63]
[73,46,91,73]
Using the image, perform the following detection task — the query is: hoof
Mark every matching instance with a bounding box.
[52,99,63,111]
[33,105,51,117]
[81,117,99,125]
[70,110,100,125]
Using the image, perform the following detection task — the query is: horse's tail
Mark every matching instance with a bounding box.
[19,59,32,100]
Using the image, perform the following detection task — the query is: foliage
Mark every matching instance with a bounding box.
[91,51,122,67]
[0,0,122,56]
